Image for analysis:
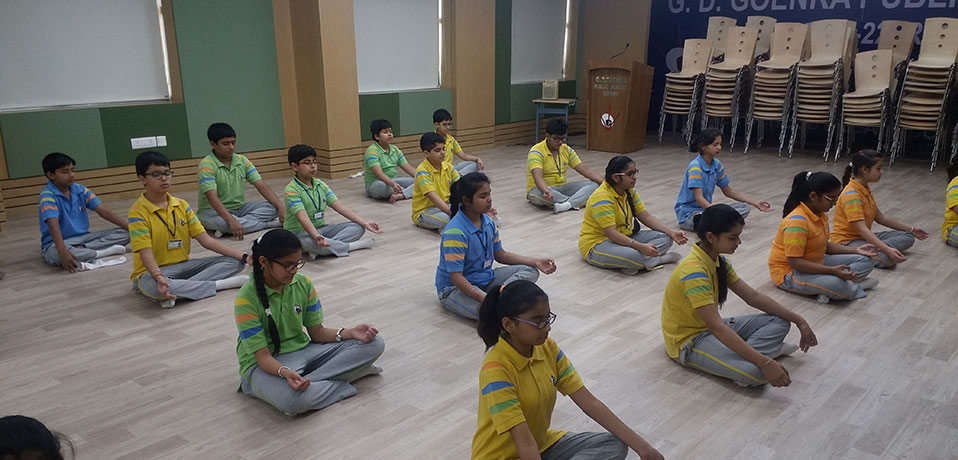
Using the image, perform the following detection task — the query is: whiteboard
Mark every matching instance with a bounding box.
[0,0,170,111]
[353,0,440,93]
[511,0,567,84]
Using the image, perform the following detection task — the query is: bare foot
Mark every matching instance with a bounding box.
[388,193,404,203]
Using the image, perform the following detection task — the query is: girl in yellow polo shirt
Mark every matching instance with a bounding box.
[579,155,687,275]
[832,150,929,267]
[662,204,818,388]
[472,280,663,460]
[944,162,958,248]
[769,172,880,304]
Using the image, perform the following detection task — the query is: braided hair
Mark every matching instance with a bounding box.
[251,229,303,355]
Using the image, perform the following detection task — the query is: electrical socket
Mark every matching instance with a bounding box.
[131,136,157,149]
[156,136,167,147]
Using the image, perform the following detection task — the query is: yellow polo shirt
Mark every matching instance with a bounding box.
[412,159,460,224]
[943,176,958,241]
[831,178,877,244]
[578,182,648,258]
[128,193,207,281]
[444,134,463,164]
[768,202,829,285]
[661,242,740,358]
[471,336,584,460]
[525,140,583,192]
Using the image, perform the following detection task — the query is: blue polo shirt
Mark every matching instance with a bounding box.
[674,154,731,223]
[38,181,102,249]
[435,210,503,292]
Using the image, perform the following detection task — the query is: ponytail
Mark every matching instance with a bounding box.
[476,280,548,349]
[783,171,841,217]
[842,149,882,187]
[449,172,490,218]
[250,229,303,355]
[692,204,744,306]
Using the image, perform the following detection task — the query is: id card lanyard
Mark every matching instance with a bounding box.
[295,177,325,220]
[154,208,181,249]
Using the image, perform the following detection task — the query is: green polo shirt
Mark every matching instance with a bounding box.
[197,153,262,211]
[234,273,324,377]
[283,176,338,232]
[363,142,409,188]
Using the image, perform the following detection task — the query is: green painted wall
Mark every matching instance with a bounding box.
[0,109,107,178]
[358,89,452,141]
[100,104,191,167]
[171,0,284,157]
[495,0,512,125]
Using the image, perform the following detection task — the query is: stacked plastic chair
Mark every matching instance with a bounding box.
[835,50,895,159]
[746,16,776,59]
[706,16,735,59]
[658,39,713,145]
[744,22,809,156]
[890,17,958,171]
[702,26,759,150]
[876,21,919,120]
[789,20,857,158]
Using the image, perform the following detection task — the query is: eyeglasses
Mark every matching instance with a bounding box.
[548,135,567,142]
[822,193,839,202]
[510,312,557,329]
[615,170,638,178]
[144,170,174,179]
[270,257,306,273]
[440,122,454,128]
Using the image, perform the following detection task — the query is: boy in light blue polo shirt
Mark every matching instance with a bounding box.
[674,128,772,230]
[38,152,129,272]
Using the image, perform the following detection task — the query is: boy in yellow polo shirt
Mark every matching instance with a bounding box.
[434,108,482,174]
[527,118,603,213]
[412,132,461,232]
[129,151,249,308]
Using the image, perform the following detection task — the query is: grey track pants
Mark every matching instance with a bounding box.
[199,201,278,235]
[295,222,365,257]
[676,314,791,387]
[776,253,874,301]
[527,181,599,210]
[133,255,245,303]
[541,432,628,460]
[438,265,540,320]
[416,207,450,232]
[41,228,129,266]
[366,177,414,200]
[584,230,674,271]
[844,230,915,268]
[679,202,750,231]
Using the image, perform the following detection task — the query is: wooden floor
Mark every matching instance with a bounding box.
[1,137,956,460]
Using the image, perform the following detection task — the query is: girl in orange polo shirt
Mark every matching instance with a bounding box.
[831,150,929,267]
[768,172,880,304]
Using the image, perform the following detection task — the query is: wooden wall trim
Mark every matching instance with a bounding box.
[0,129,8,180]
[273,0,301,147]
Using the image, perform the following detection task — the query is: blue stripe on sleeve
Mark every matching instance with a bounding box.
[239,326,263,340]
[481,381,514,395]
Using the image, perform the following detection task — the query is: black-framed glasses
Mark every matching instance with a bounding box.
[144,170,174,179]
[615,170,638,178]
[270,257,306,273]
[510,312,557,329]
[440,121,454,128]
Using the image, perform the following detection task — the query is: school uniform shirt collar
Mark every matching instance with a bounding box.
[797,201,823,224]
[689,241,719,272]
[135,192,180,213]
[453,209,492,234]
[209,153,242,170]
[495,335,546,371]
[293,176,319,190]
[422,159,444,175]
[598,181,627,199]
[695,154,715,172]
[264,275,303,297]
[45,180,76,198]
[849,178,872,197]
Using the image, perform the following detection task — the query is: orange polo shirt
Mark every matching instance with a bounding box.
[768,202,830,285]
[831,178,877,244]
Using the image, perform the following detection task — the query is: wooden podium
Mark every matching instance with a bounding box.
[586,60,654,153]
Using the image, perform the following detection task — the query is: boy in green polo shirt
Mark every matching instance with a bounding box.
[364,119,417,203]
[285,145,382,258]
[197,122,285,240]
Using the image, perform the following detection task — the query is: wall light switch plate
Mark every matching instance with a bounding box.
[156,136,167,147]
[131,136,157,149]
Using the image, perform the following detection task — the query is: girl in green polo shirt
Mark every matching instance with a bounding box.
[234,229,385,415]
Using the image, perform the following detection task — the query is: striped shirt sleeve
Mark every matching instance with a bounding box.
[527,149,545,172]
[549,339,584,396]
[838,190,865,222]
[197,158,218,194]
[452,168,461,183]
[317,180,338,205]
[284,182,305,215]
[440,227,468,273]
[302,276,324,327]
[721,256,740,285]
[680,262,716,308]
[81,186,101,210]
[128,207,153,253]
[479,360,524,434]
[589,196,618,229]
[396,147,408,167]
[451,138,462,155]
[363,145,381,170]
[781,215,811,258]
[567,148,582,169]
[415,169,437,195]
[243,156,262,183]
[715,161,730,187]
[184,204,206,237]
[632,190,647,214]
[235,295,267,354]
[686,165,704,189]
[948,182,958,210]
[492,224,503,253]
[38,190,59,222]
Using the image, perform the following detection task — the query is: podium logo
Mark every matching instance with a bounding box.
[600,113,615,129]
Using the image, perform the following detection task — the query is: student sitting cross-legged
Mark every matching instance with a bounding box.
[526,118,603,213]
[412,132,462,232]
[38,152,129,272]
[579,155,688,275]
[364,119,417,203]
[434,108,482,174]
[663,204,819,388]
[129,151,250,309]
[197,122,284,239]
[284,145,380,259]
[472,280,664,460]
[436,173,555,320]
[235,229,384,416]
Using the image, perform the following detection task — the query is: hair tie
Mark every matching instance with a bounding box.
[848,162,853,167]
[806,171,812,179]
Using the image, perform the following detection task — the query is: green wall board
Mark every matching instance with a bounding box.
[171,0,285,157]
[398,89,452,137]
[0,109,107,178]
[494,0,512,125]
[99,104,191,167]
[509,83,541,122]
[358,93,401,141]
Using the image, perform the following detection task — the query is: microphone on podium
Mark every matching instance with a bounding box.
[609,42,630,60]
